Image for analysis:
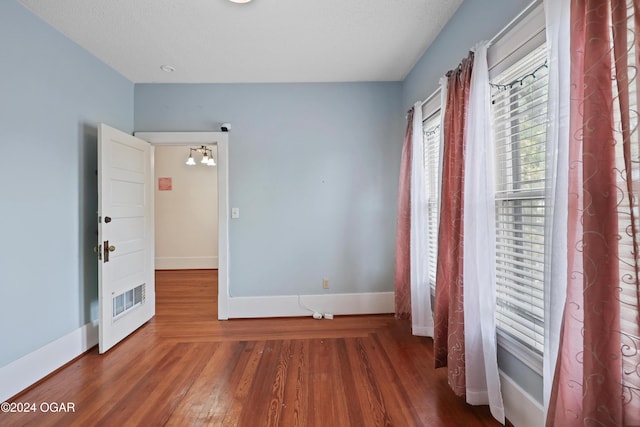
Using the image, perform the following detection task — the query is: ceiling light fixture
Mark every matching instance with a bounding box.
[160,64,176,73]
[228,0,252,3]
[186,146,216,167]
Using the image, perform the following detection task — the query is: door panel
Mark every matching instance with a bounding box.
[98,123,155,353]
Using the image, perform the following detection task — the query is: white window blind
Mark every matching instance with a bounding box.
[491,44,548,354]
[423,112,441,288]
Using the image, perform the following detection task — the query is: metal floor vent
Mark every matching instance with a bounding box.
[113,283,145,320]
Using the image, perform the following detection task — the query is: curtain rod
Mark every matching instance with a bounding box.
[420,0,541,108]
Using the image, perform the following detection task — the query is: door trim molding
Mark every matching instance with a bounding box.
[135,131,230,319]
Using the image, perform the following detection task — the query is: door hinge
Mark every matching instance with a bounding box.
[93,244,102,261]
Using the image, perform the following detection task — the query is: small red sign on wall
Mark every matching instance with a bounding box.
[158,177,172,191]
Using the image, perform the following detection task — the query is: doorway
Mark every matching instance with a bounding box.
[154,145,218,270]
[154,144,218,321]
[134,131,230,320]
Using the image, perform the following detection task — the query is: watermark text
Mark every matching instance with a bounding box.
[1,401,76,413]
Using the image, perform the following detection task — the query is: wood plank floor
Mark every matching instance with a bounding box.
[2,270,501,426]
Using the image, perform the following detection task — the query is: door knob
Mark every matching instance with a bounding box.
[108,245,116,252]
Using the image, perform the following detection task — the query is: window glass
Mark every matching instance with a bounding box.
[422,112,441,288]
[491,44,549,354]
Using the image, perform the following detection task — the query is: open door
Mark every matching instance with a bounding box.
[98,123,155,353]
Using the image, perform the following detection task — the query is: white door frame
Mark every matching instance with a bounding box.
[135,131,229,320]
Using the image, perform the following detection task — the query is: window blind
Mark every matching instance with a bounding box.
[491,44,548,354]
[423,112,441,288]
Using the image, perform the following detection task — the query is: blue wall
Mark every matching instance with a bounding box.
[0,1,134,367]
[135,82,403,297]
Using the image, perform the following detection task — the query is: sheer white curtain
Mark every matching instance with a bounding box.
[438,76,448,211]
[462,41,504,423]
[542,0,570,414]
[410,101,434,337]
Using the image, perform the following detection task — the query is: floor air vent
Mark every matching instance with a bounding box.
[113,283,145,320]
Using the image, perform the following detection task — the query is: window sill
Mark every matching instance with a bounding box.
[429,286,543,375]
[496,330,543,375]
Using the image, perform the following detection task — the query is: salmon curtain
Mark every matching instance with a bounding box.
[433,52,474,396]
[546,0,640,425]
[395,108,413,319]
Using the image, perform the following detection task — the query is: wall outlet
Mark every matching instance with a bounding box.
[322,278,330,289]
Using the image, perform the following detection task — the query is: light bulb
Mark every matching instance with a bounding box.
[207,158,216,166]
[201,153,209,164]
[186,156,196,166]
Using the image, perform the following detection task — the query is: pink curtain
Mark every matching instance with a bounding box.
[433,53,474,396]
[395,108,413,319]
[547,1,640,425]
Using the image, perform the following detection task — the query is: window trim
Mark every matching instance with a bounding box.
[488,3,546,78]
[497,330,543,373]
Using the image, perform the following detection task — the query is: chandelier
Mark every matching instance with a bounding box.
[186,146,216,166]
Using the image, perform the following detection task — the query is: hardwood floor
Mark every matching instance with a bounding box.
[3,270,501,426]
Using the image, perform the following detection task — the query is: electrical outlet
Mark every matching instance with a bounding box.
[322,278,330,289]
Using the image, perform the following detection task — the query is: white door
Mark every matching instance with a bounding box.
[98,124,155,353]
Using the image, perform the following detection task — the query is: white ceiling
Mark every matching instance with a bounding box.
[18,0,463,84]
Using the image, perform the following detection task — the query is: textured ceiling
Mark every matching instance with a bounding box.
[18,0,463,83]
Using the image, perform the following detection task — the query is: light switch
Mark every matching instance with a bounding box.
[231,207,240,219]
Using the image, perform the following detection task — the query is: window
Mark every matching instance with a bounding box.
[423,111,441,288]
[491,44,548,354]
[420,3,547,368]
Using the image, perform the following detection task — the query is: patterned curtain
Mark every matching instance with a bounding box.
[433,52,474,396]
[547,1,640,425]
[395,108,413,319]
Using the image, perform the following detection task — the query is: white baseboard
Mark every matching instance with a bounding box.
[155,256,218,270]
[500,370,544,427]
[227,291,394,319]
[0,321,98,402]
[412,325,434,337]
